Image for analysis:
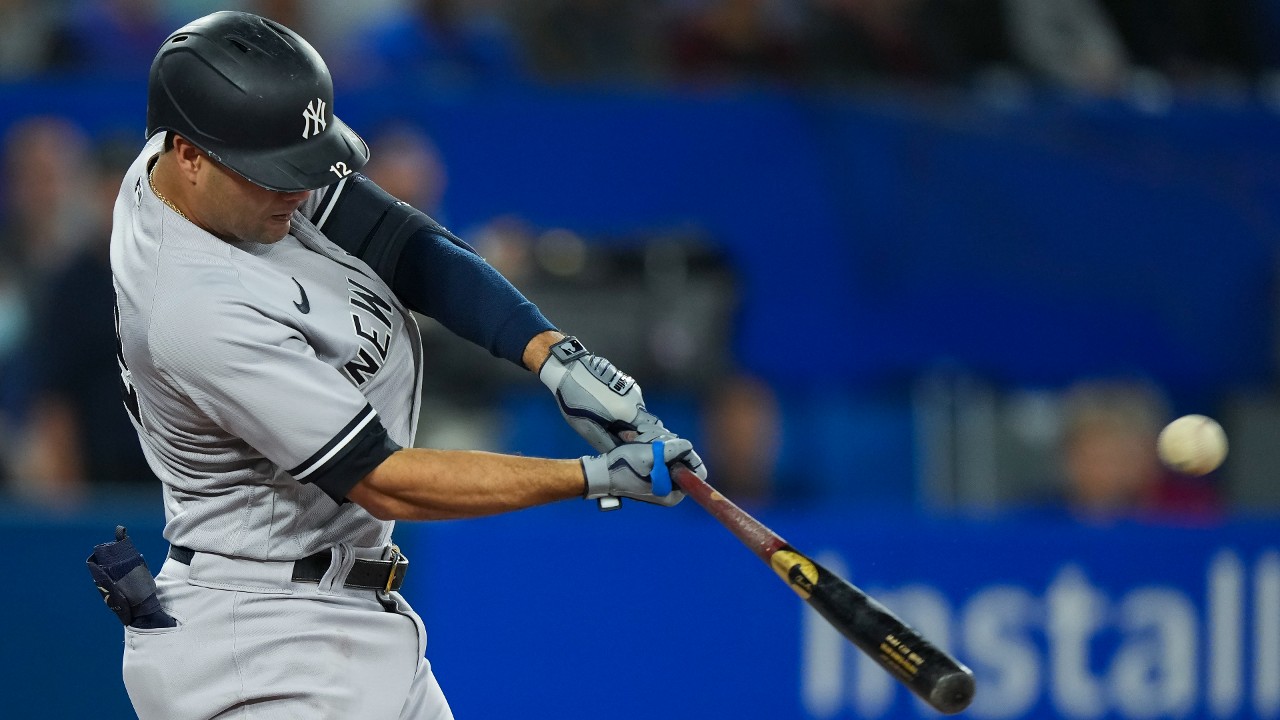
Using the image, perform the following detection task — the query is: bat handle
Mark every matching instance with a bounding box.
[597,497,621,511]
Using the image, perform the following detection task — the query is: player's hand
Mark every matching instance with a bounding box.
[581,439,705,507]
[539,336,671,452]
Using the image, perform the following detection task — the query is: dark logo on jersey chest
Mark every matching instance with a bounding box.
[343,277,394,385]
[291,277,311,314]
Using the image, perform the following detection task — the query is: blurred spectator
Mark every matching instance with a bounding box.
[802,0,1013,88]
[1,116,93,302]
[0,244,30,491]
[243,0,400,59]
[1057,379,1220,522]
[701,373,782,506]
[1099,0,1265,86]
[362,123,449,216]
[1256,0,1280,72]
[14,137,155,507]
[0,0,72,78]
[468,214,539,285]
[0,115,94,502]
[0,115,93,460]
[802,0,939,86]
[914,0,1016,85]
[1002,0,1131,94]
[340,0,527,88]
[244,0,303,29]
[513,0,664,83]
[50,0,171,77]
[665,0,804,84]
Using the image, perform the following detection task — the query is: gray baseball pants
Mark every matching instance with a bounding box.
[122,544,454,719]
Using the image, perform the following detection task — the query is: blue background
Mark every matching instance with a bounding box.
[3,78,1280,718]
[11,501,1278,719]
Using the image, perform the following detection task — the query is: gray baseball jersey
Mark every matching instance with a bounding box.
[111,135,422,559]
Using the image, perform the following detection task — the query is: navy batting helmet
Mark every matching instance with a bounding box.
[146,11,368,192]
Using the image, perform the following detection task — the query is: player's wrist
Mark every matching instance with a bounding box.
[578,457,589,498]
[524,330,569,375]
[536,335,587,390]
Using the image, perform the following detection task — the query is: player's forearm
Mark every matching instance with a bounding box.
[349,447,584,521]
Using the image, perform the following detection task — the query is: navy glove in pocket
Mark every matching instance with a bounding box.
[86,526,176,629]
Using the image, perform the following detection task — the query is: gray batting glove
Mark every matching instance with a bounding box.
[539,336,671,453]
[580,439,706,507]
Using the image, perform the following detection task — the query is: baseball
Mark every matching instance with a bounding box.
[1157,414,1228,476]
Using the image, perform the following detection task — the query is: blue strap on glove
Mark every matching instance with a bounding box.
[650,440,672,497]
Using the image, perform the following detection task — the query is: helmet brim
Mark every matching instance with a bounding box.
[202,114,369,193]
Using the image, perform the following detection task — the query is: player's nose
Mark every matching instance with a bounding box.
[278,189,312,209]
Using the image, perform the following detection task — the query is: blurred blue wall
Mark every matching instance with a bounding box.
[10,504,1279,719]
[4,79,1280,718]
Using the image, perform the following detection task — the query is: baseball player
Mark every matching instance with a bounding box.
[105,11,704,719]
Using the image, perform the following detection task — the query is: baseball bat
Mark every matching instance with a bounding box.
[671,466,975,715]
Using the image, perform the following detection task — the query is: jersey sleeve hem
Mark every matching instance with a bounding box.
[288,404,403,503]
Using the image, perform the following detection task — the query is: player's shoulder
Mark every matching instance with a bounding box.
[154,250,262,320]
[146,234,270,325]
[145,262,293,379]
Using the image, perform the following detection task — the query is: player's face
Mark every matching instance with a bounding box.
[198,158,311,244]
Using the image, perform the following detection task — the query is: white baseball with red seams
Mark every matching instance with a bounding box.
[1157,414,1229,476]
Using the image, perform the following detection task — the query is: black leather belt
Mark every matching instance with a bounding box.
[168,545,408,592]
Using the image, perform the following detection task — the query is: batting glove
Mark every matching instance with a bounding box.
[581,439,706,507]
[539,336,671,452]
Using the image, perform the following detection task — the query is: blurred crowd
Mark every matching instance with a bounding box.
[0,118,147,508]
[0,114,1227,522]
[0,0,1240,519]
[0,0,1277,97]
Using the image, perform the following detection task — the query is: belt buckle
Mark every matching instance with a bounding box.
[383,544,403,593]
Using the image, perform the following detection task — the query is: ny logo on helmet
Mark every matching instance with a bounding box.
[302,98,327,139]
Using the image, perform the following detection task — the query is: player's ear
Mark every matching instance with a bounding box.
[169,135,204,180]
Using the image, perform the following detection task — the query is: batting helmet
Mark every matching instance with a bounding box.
[146,11,368,192]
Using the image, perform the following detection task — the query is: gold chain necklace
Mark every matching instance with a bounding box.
[149,164,190,222]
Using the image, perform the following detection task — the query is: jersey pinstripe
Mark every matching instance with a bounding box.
[111,136,422,560]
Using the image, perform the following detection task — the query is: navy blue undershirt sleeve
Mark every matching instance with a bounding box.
[314,174,555,367]
[392,233,555,365]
